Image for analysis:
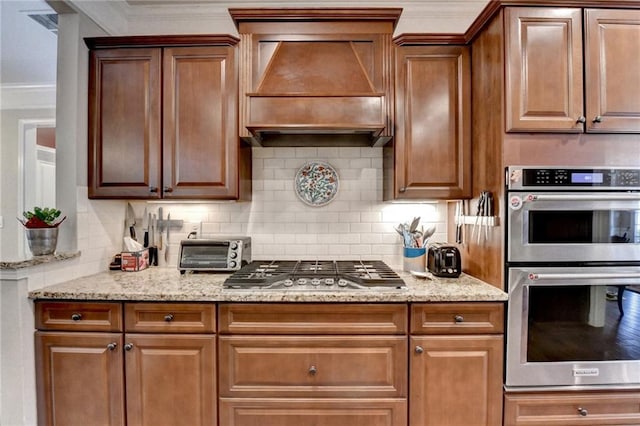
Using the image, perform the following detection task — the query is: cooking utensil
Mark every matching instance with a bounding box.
[455,200,463,244]
[126,203,136,241]
[422,224,436,247]
[150,213,158,266]
[165,213,170,263]
[142,207,149,248]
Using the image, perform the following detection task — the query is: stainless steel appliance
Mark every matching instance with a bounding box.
[427,243,461,277]
[224,260,406,290]
[505,166,640,388]
[178,237,251,273]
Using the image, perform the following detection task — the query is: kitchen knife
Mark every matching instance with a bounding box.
[150,213,158,266]
[142,207,149,248]
[126,202,137,241]
[165,213,170,263]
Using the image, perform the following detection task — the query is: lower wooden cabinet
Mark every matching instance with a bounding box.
[504,391,640,426]
[34,302,216,426]
[35,332,125,426]
[410,303,505,426]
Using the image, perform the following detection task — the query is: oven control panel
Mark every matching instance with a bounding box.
[508,167,640,190]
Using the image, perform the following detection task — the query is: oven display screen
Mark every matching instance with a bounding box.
[571,172,603,184]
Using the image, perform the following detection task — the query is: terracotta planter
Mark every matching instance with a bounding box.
[26,228,58,256]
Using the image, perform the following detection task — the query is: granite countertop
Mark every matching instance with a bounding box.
[0,251,81,270]
[28,267,507,303]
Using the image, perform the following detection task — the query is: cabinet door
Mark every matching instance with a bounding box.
[393,45,471,200]
[505,8,584,132]
[163,46,240,199]
[410,335,503,426]
[35,331,125,426]
[584,9,640,133]
[124,334,216,426]
[88,48,162,198]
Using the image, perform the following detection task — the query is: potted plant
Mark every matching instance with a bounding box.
[18,207,66,256]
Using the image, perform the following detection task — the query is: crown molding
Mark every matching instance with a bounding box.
[0,84,56,110]
[66,0,129,35]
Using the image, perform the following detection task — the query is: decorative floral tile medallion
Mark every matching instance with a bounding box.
[294,161,339,207]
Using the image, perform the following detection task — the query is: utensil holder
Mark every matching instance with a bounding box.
[403,247,426,272]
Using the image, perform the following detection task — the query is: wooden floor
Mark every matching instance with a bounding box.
[527,286,640,362]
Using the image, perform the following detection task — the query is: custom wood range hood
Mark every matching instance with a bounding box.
[230,8,401,147]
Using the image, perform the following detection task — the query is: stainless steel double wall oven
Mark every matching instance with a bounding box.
[505,166,640,388]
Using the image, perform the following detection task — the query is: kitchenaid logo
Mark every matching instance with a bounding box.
[573,368,599,377]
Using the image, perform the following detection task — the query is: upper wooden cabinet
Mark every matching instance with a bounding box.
[505,7,640,133]
[87,36,251,200]
[386,43,471,200]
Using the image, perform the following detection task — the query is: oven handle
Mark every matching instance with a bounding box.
[528,272,640,281]
[525,193,640,202]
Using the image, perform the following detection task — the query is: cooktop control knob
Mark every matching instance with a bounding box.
[311,278,321,286]
[337,279,348,287]
[283,279,294,287]
[297,278,308,285]
[324,278,334,285]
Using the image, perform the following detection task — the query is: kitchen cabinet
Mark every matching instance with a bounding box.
[35,301,217,426]
[218,303,408,426]
[386,42,471,200]
[505,7,640,133]
[409,303,504,426]
[504,390,640,425]
[87,36,251,200]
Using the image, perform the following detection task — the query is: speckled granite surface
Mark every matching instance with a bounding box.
[0,251,81,270]
[28,267,507,302]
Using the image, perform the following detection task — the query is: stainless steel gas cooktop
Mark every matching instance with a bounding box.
[224,260,406,290]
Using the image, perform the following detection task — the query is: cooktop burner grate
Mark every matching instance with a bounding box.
[224,260,406,290]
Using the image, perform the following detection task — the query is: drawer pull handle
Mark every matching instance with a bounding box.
[107,342,117,351]
[308,366,318,375]
[164,314,174,322]
[454,315,464,323]
[576,116,586,124]
[577,407,588,417]
[592,116,603,123]
[124,343,134,351]
[415,346,424,354]
[71,313,82,321]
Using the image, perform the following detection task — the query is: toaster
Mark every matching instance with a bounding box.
[427,243,461,278]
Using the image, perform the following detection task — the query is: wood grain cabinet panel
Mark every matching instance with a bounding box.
[505,7,640,133]
[219,335,407,398]
[124,334,217,426]
[87,36,249,200]
[219,398,407,426]
[387,44,471,200]
[410,335,504,426]
[124,302,215,333]
[35,331,125,426]
[410,302,504,335]
[504,391,640,425]
[36,301,123,332]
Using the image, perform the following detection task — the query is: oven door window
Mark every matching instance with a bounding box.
[527,285,640,362]
[528,209,639,244]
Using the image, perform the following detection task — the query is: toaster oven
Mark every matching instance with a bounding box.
[178,237,251,273]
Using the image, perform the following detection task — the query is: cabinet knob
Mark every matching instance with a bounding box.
[454,315,465,323]
[149,186,158,193]
[399,187,407,193]
[308,366,318,375]
[577,407,588,417]
[592,116,603,123]
[71,313,82,321]
[164,314,174,322]
[576,116,586,124]
[124,343,134,351]
[107,342,117,351]
[415,346,424,354]
[163,187,173,193]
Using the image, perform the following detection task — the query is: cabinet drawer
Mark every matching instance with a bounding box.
[35,301,123,332]
[504,391,640,426]
[219,303,407,335]
[219,398,407,426]
[219,335,407,398]
[410,302,503,334]
[124,303,215,333]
